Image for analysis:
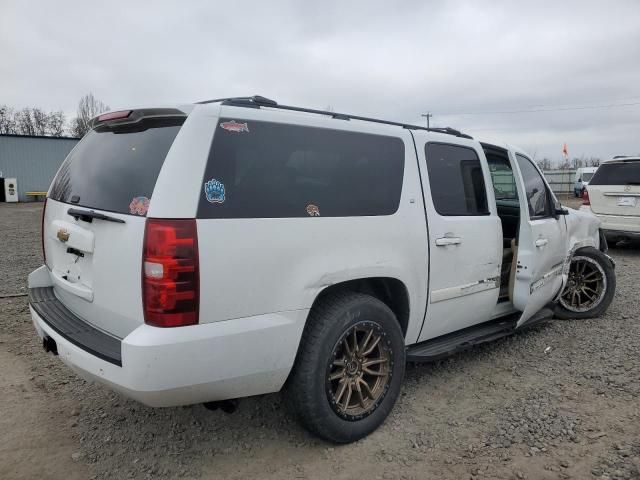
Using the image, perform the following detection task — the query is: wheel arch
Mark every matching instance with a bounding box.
[308,277,411,337]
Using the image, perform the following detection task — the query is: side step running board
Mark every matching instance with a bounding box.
[406,308,554,363]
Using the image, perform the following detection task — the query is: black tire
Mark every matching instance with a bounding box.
[286,292,405,443]
[555,247,616,320]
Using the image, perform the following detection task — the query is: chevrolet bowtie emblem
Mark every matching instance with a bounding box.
[57,229,70,243]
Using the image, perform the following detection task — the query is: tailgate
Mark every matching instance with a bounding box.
[43,111,186,338]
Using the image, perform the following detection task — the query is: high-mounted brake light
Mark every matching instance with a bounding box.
[582,188,590,206]
[142,219,199,327]
[97,110,132,122]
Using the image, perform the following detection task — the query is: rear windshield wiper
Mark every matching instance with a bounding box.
[67,208,125,224]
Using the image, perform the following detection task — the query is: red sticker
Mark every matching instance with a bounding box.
[220,120,249,133]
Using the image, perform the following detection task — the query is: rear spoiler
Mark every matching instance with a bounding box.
[90,108,187,130]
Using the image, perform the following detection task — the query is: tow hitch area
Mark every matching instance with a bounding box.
[203,399,239,414]
[43,336,58,355]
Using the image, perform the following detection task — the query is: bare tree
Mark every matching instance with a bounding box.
[536,157,552,171]
[47,111,66,136]
[0,105,18,134]
[71,93,110,137]
[15,108,36,136]
[32,108,49,136]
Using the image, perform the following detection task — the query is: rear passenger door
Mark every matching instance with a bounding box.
[415,138,502,341]
[509,151,567,326]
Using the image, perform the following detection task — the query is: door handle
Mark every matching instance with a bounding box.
[435,236,462,246]
[535,238,549,247]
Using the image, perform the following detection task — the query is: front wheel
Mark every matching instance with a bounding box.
[286,292,405,443]
[555,247,616,319]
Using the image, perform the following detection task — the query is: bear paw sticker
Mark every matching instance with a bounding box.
[204,178,226,204]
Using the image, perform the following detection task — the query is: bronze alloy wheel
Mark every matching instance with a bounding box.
[325,321,393,421]
[559,255,607,313]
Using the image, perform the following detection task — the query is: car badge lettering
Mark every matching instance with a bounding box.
[220,120,249,133]
[204,178,226,204]
[57,229,70,243]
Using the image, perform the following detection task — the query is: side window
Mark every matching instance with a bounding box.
[197,120,405,218]
[486,156,519,202]
[515,154,551,218]
[425,143,489,216]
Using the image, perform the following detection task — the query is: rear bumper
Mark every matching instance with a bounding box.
[602,229,640,242]
[593,213,640,241]
[28,270,307,407]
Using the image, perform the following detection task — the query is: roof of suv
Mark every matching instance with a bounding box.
[197,95,473,139]
[602,156,640,164]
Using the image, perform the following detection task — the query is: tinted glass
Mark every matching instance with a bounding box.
[197,119,405,218]
[589,162,640,185]
[516,154,550,218]
[582,172,594,181]
[425,143,489,216]
[50,118,184,215]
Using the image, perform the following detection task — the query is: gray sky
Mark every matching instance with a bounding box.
[2,0,639,161]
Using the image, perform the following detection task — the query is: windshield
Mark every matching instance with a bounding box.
[589,162,640,186]
[50,118,184,215]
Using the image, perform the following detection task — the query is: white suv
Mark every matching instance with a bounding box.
[29,96,616,443]
[582,156,640,244]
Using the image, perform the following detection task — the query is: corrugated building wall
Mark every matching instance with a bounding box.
[0,134,79,202]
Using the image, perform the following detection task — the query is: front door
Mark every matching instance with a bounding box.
[416,138,502,341]
[509,152,567,327]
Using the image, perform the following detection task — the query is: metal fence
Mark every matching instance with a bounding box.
[490,169,577,197]
[542,170,577,195]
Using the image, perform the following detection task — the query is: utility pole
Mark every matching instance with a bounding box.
[421,112,432,129]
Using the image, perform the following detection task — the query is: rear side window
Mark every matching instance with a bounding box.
[425,143,489,216]
[590,162,640,185]
[49,118,184,215]
[197,119,405,218]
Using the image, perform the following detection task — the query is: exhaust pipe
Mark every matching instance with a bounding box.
[43,336,58,355]
[203,399,239,414]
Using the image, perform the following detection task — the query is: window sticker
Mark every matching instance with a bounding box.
[129,196,150,216]
[220,120,249,133]
[306,204,320,217]
[204,178,226,204]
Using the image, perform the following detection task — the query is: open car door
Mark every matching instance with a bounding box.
[509,150,567,327]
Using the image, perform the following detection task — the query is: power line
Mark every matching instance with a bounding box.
[437,101,640,116]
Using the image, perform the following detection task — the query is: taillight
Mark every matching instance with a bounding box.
[142,219,199,327]
[582,188,590,206]
[41,198,47,267]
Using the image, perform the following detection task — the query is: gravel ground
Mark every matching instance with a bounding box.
[1,201,639,480]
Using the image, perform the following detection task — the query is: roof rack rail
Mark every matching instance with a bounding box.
[197,95,473,139]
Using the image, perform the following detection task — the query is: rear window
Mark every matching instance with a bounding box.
[582,172,594,182]
[590,162,640,186]
[197,119,405,218]
[49,118,184,215]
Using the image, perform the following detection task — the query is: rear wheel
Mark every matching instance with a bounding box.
[286,292,405,443]
[555,248,615,319]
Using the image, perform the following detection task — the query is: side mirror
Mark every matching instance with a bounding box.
[555,207,569,217]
